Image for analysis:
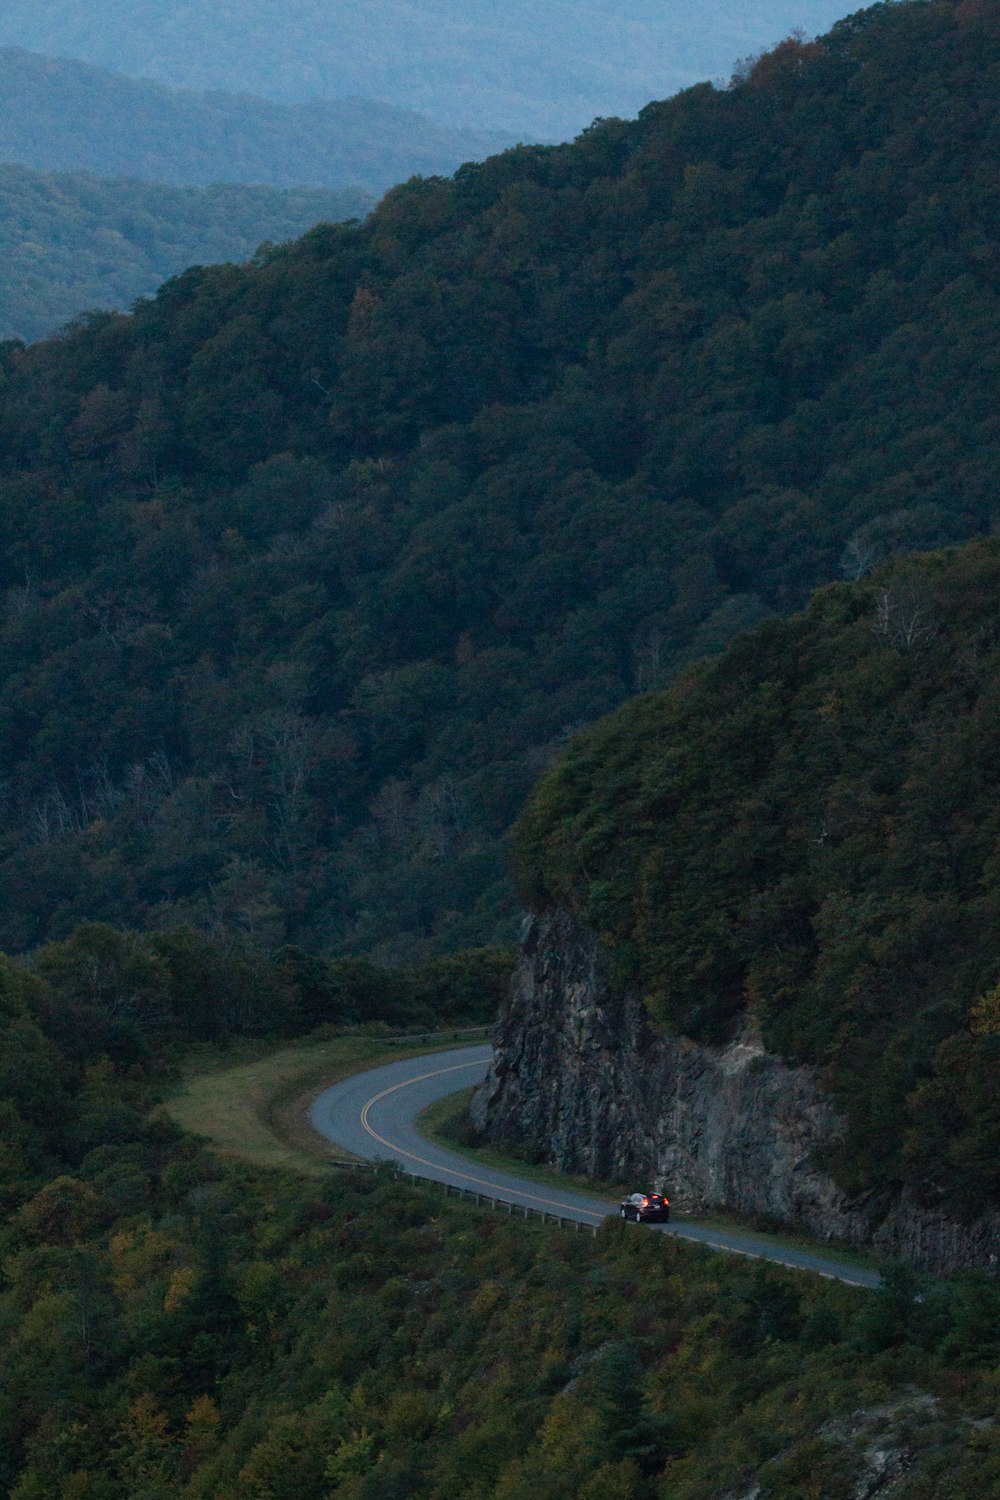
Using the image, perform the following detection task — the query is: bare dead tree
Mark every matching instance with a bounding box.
[23,751,176,846]
[149,749,175,795]
[873,580,937,650]
[369,779,415,851]
[415,775,469,860]
[840,530,881,580]
[26,797,57,846]
[26,786,80,844]
[6,569,38,621]
[633,624,668,692]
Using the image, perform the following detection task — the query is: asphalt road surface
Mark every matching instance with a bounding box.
[310,1044,880,1289]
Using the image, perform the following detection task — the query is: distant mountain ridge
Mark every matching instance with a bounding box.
[0,0,854,136]
[0,47,513,192]
[0,164,373,343]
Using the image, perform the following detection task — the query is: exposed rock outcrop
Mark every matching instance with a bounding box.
[471,909,1000,1275]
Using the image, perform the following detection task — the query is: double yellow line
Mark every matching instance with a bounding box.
[359,1058,606,1222]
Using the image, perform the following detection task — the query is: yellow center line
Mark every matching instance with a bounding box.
[359,1059,607,1222]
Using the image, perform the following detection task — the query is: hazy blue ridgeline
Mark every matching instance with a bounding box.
[0,48,513,193]
[0,0,857,137]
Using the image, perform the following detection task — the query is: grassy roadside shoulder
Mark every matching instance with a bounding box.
[167,1032,879,1276]
[164,1028,487,1176]
[417,1088,633,1204]
[418,1086,881,1276]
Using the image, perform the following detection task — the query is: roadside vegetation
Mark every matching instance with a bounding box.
[167,1032,488,1175]
[420,1086,631,1200]
[1,906,998,1498]
[2,1025,998,1495]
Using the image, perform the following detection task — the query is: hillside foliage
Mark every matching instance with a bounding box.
[1,954,999,1499]
[0,48,510,193]
[3,7,1000,1492]
[515,541,1000,1218]
[0,164,372,343]
[1,2,1000,961]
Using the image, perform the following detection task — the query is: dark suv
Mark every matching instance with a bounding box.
[620,1192,670,1223]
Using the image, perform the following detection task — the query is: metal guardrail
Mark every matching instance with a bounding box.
[320,1027,587,1235]
[431,1175,600,1236]
[382,1025,492,1045]
[326,1158,884,1286]
[327,1157,599,1236]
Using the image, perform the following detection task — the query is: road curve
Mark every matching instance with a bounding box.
[310,1045,880,1289]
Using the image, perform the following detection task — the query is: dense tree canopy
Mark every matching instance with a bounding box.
[4,9,1000,1491]
[0,942,998,1500]
[515,540,1000,1216]
[0,165,372,342]
[0,0,999,962]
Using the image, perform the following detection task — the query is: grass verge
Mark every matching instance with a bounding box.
[165,1029,483,1176]
[168,1034,879,1275]
[418,1088,633,1203]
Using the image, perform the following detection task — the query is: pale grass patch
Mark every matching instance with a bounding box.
[165,1032,468,1176]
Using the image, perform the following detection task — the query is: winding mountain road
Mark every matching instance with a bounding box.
[309,1044,880,1289]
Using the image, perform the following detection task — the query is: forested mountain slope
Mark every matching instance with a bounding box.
[515,541,1000,1222]
[3,950,998,1499]
[0,165,372,343]
[1,0,999,959]
[0,48,510,192]
[0,0,852,137]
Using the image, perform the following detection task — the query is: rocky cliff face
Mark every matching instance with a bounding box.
[471,908,1000,1275]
